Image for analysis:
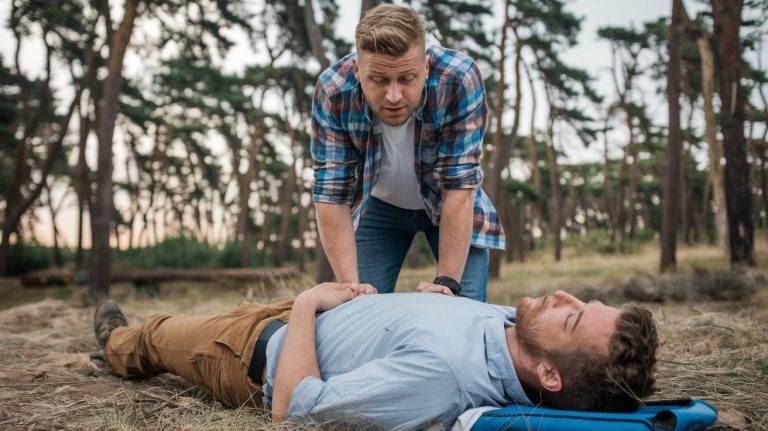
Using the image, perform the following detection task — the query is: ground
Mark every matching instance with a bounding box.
[0,241,767,430]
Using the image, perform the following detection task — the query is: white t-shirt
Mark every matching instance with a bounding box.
[371,115,425,210]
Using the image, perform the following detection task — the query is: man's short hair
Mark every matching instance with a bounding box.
[355,4,426,56]
[542,305,658,412]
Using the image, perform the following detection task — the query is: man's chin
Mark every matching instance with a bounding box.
[376,109,412,126]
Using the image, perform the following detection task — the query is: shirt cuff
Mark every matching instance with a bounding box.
[287,376,326,422]
[438,167,482,189]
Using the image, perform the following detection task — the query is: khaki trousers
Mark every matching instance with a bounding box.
[105,300,293,408]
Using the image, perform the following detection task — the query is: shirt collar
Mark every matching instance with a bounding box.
[483,318,532,406]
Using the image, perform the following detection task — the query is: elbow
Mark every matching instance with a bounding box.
[445,188,474,209]
[271,409,285,423]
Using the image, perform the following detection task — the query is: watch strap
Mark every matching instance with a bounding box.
[433,276,461,295]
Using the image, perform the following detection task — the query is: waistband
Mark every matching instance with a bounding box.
[248,318,286,385]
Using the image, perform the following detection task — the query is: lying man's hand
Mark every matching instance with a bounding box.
[297,282,377,312]
[416,282,455,296]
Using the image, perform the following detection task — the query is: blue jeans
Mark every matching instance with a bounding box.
[355,197,489,302]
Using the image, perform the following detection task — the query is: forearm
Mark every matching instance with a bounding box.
[436,189,474,281]
[315,202,359,282]
[271,294,321,421]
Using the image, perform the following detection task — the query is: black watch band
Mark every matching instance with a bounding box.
[433,276,461,295]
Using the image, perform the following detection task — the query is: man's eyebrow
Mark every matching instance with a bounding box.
[570,308,585,333]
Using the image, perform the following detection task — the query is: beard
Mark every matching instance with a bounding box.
[515,298,547,358]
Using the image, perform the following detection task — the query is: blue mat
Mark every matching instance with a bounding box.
[471,398,717,431]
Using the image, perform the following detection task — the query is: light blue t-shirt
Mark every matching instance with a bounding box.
[262,293,532,430]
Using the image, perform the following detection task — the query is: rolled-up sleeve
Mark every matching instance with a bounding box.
[435,62,487,190]
[287,347,461,431]
[310,83,359,204]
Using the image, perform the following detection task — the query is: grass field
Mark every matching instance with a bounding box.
[0,239,767,430]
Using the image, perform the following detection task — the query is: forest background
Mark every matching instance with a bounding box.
[2,1,768,430]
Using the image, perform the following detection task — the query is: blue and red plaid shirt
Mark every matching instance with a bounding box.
[310,45,504,250]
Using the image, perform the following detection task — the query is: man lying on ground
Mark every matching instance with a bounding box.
[94,284,658,430]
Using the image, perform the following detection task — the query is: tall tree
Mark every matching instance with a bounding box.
[679,5,728,251]
[660,0,685,272]
[0,0,89,275]
[597,25,650,239]
[712,0,755,267]
[89,0,140,299]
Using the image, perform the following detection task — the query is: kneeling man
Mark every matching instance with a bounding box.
[95,286,657,430]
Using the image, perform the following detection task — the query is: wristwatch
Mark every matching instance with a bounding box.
[433,276,461,296]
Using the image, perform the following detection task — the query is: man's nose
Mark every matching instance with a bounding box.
[553,290,584,308]
[385,82,402,104]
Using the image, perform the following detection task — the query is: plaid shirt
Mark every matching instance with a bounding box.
[310,45,504,250]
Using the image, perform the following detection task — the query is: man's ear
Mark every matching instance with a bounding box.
[353,56,361,80]
[535,361,563,393]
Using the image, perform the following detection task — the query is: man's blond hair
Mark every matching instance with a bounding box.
[355,4,426,56]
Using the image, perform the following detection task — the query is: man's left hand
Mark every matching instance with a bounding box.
[416,282,455,296]
[298,282,378,312]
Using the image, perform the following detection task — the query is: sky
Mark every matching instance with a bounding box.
[0,0,765,249]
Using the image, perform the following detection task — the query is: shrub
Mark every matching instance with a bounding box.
[115,235,220,269]
[5,244,53,276]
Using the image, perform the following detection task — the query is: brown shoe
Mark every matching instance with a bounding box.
[94,300,128,350]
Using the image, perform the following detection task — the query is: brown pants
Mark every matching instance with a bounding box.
[105,300,293,408]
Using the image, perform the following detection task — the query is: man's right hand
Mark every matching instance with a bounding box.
[296,282,377,312]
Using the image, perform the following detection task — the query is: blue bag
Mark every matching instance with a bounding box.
[470,398,718,431]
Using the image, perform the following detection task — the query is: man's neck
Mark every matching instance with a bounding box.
[505,326,542,404]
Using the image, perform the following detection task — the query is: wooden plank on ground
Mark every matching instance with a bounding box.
[20,267,302,287]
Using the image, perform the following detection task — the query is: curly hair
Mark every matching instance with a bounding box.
[541,305,658,412]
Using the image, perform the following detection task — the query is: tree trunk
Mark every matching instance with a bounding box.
[712,0,755,267]
[486,7,514,279]
[303,0,330,70]
[601,117,618,242]
[680,3,729,252]
[545,112,562,261]
[522,60,542,228]
[360,0,382,19]
[681,145,692,244]
[0,86,83,275]
[661,0,684,272]
[75,99,91,272]
[623,105,639,238]
[90,0,138,299]
[303,0,335,281]
[45,185,64,267]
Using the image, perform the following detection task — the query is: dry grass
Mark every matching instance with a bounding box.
[1,240,767,430]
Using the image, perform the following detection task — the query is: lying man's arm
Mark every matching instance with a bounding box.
[279,345,462,429]
[271,282,375,421]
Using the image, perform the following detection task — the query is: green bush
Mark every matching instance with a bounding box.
[218,240,273,268]
[115,235,220,269]
[5,243,53,275]
[562,228,655,255]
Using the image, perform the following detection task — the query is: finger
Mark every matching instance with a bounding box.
[416,282,430,292]
[358,283,376,295]
[424,285,454,296]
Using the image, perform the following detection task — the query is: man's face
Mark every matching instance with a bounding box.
[516,290,620,360]
[354,44,428,126]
